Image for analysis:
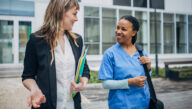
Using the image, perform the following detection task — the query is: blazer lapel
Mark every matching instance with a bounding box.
[47,44,57,108]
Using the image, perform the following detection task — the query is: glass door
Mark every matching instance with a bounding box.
[0,20,13,64]
[19,21,31,63]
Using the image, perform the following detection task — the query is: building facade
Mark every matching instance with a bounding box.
[0,0,192,71]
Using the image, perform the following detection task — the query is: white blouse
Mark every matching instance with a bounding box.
[54,35,75,109]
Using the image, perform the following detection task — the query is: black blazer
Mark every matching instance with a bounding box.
[22,32,90,109]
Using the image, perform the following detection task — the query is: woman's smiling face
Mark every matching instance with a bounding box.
[61,7,78,31]
[115,19,137,45]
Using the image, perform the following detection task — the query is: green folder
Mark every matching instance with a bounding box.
[70,46,88,98]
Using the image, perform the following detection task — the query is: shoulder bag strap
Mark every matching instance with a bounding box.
[136,45,157,101]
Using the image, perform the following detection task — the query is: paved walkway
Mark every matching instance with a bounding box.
[81,78,192,109]
[0,78,192,109]
[82,90,192,109]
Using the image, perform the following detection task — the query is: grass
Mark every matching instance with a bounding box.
[88,66,192,83]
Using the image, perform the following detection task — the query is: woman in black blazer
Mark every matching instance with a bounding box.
[21,0,90,109]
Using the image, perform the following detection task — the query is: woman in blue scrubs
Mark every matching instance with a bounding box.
[98,15,152,109]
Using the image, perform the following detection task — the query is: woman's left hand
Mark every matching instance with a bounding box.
[138,56,151,70]
[70,76,88,93]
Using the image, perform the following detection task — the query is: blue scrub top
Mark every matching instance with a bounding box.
[98,43,150,109]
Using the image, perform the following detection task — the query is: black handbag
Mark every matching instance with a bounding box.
[136,45,164,109]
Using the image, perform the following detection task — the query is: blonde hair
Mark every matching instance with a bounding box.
[36,0,79,64]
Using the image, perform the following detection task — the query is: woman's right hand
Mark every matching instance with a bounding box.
[128,76,146,87]
[28,89,46,108]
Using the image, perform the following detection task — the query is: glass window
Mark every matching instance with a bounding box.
[150,12,161,54]
[0,0,34,17]
[102,8,116,53]
[19,21,31,63]
[0,20,13,64]
[85,43,99,55]
[163,14,174,54]
[135,11,148,52]
[176,15,187,53]
[134,0,147,8]
[84,7,100,55]
[150,0,164,9]
[84,7,99,17]
[119,10,132,18]
[188,15,192,53]
[113,0,131,6]
[84,18,99,42]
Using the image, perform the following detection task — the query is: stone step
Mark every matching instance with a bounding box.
[0,68,23,78]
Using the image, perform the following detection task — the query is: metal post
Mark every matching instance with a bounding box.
[154,8,159,76]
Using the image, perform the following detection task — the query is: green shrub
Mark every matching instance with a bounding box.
[88,71,101,83]
[151,67,165,78]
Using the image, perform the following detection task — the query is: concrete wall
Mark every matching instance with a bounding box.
[33,1,48,32]
[165,0,192,13]
[82,0,113,6]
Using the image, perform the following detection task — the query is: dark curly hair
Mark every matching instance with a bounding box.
[120,15,140,44]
